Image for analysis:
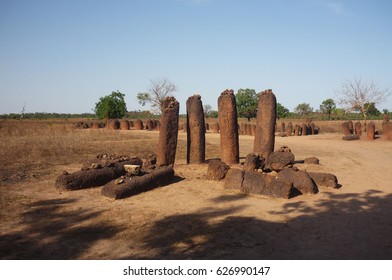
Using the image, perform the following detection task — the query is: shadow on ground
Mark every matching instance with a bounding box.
[129,191,392,259]
[0,198,123,259]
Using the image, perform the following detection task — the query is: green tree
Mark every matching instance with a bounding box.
[137,77,177,114]
[319,98,336,120]
[294,102,313,116]
[236,88,258,121]
[364,102,381,116]
[94,91,127,119]
[276,103,289,119]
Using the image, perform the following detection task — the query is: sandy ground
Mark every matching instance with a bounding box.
[1,131,392,259]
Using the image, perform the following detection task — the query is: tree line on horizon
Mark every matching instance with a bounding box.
[2,78,390,121]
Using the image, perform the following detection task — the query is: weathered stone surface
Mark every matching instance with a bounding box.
[243,153,264,172]
[157,97,179,166]
[281,122,286,133]
[367,121,375,140]
[348,120,354,134]
[355,121,362,136]
[341,122,351,136]
[223,168,244,192]
[253,89,276,159]
[342,134,360,141]
[275,168,318,194]
[145,119,154,130]
[308,172,339,189]
[242,171,269,195]
[218,89,239,164]
[119,119,130,130]
[309,122,315,135]
[206,159,230,181]
[205,123,210,131]
[134,119,144,130]
[264,151,295,172]
[301,123,308,136]
[211,122,219,133]
[55,159,143,191]
[107,119,120,130]
[186,94,206,164]
[304,157,320,164]
[101,166,175,199]
[287,122,293,136]
[294,124,301,136]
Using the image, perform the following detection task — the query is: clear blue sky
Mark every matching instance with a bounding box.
[1,0,391,114]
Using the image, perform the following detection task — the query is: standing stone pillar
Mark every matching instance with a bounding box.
[301,123,308,136]
[309,122,315,135]
[157,97,180,166]
[294,124,301,136]
[367,121,375,140]
[382,114,390,135]
[281,122,286,133]
[341,122,351,136]
[253,89,276,159]
[218,89,239,164]
[348,120,354,134]
[186,94,206,164]
[287,122,293,136]
[355,121,362,136]
[211,122,219,133]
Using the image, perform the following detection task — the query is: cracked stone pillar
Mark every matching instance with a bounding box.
[218,89,239,164]
[253,89,276,159]
[157,97,180,166]
[186,94,206,164]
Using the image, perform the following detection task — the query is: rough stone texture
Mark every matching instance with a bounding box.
[251,124,256,136]
[367,121,375,140]
[145,119,154,130]
[253,89,276,159]
[205,159,230,181]
[341,122,351,136]
[101,166,174,199]
[355,121,362,136]
[224,169,298,199]
[264,151,295,172]
[107,119,120,130]
[304,157,320,164]
[218,89,239,164]
[119,119,130,130]
[309,122,315,135]
[243,153,264,172]
[153,120,160,131]
[280,122,286,133]
[386,123,392,140]
[134,119,144,130]
[308,172,339,189]
[286,122,293,136]
[186,95,206,164]
[294,124,301,136]
[348,120,354,134]
[301,123,308,136]
[205,123,210,131]
[92,122,100,129]
[211,122,220,133]
[55,159,143,191]
[342,134,360,141]
[275,168,318,194]
[157,97,179,166]
[223,168,244,192]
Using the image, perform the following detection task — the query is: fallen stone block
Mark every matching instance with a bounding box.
[223,168,244,192]
[308,172,339,189]
[304,157,320,164]
[264,151,295,171]
[55,159,143,190]
[206,159,230,181]
[342,134,360,141]
[243,153,264,172]
[275,168,318,194]
[101,166,174,199]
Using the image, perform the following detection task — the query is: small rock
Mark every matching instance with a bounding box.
[304,157,320,164]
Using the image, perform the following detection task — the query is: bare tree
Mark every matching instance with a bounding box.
[336,78,391,126]
[137,78,177,114]
[20,103,26,121]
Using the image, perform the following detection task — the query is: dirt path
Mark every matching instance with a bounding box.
[1,132,392,259]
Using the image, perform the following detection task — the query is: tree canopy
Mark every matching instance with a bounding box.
[319,98,336,120]
[137,77,177,114]
[277,103,289,119]
[235,88,258,121]
[294,102,313,116]
[94,91,127,119]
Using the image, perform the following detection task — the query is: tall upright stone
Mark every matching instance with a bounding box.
[253,89,276,159]
[186,94,206,164]
[287,122,293,136]
[157,97,180,166]
[281,122,286,133]
[218,89,239,164]
[367,121,375,140]
[355,121,362,136]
